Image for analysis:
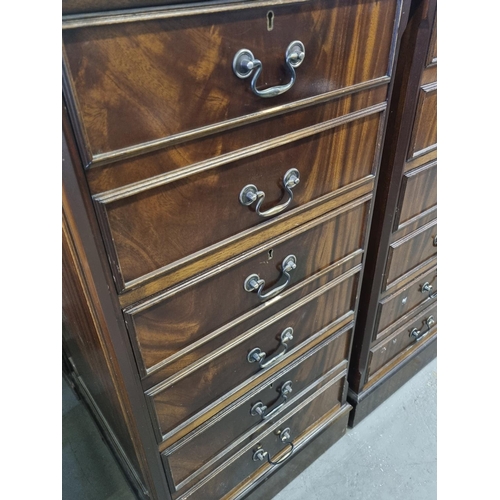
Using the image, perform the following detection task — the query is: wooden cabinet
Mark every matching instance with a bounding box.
[347,0,437,426]
[62,0,414,498]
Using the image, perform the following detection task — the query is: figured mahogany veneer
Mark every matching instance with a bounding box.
[180,378,350,500]
[163,333,351,490]
[94,110,383,290]
[125,199,369,383]
[62,0,412,497]
[348,0,437,427]
[376,263,436,338]
[145,271,357,441]
[63,0,399,166]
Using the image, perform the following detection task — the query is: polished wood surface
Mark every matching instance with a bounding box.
[384,219,437,290]
[126,201,368,381]
[368,303,437,378]
[62,0,413,495]
[63,110,172,499]
[376,263,436,336]
[164,345,349,490]
[63,0,399,164]
[63,215,145,485]
[95,111,381,287]
[146,274,356,440]
[86,86,388,194]
[394,159,437,231]
[348,335,436,427]
[407,83,437,160]
[348,0,437,418]
[182,381,348,500]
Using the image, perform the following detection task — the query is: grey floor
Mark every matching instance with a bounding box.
[62,358,436,500]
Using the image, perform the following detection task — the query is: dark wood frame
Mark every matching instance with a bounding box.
[347,0,437,427]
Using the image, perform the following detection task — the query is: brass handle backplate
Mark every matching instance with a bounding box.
[247,328,294,369]
[252,427,294,465]
[244,255,297,301]
[239,169,300,218]
[233,41,305,98]
[250,380,293,421]
[410,315,436,342]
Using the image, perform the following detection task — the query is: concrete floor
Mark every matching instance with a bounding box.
[62,358,436,500]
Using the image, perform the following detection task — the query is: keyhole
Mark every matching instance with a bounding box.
[268,249,274,260]
[267,11,274,31]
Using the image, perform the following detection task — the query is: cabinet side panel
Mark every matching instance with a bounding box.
[63,213,148,495]
[63,104,173,499]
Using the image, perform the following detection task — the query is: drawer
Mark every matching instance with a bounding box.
[86,86,388,194]
[376,263,437,338]
[394,160,437,232]
[145,272,357,441]
[63,0,400,163]
[407,82,437,160]
[94,111,382,290]
[384,219,437,290]
[163,329,350,491]
[177,374,348,500]
[368,303,437,379]
[124,199,369,382]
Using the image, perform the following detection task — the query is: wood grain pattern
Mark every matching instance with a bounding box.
[348,334,436,427]
[407,82,437,160]
[348,0,437,398]
[143,257,363,391]
[367,302,437,379]
[368,303,437,378]
[384,218,437,290]
[426,13,437,67]
[63,0,399,162]
[63,114,172,499]
[394,159,437,230]
[86,85,388,194]
[180,379,348,500]
[63,214,146,489]
[376,263,436,337]
[125,201,368,379]
[146,271,357,439]
[95,111,382,287]
[164,343,349,490]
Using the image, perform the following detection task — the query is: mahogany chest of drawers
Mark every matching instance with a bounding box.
[62,0,415,498]
[348,0,437,426]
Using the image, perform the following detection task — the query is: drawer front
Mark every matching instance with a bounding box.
[394,160,437,231]
[86,86,388,195]
[164,328,351,490]
[126,199,369,381]
[407,82,437,160]
[178,376,348,500]
[368,304,437,378]
[63,0,400,162]
[384,219,437,290]
[95,111,382,289]
[147,272,357,440]
[376,264,437,337]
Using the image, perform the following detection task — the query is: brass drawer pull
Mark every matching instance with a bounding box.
[233,41,305,98]
[247,328,294,369]
[409,315,435,342]
[250,381,293,421]
[239,169,300,218]
[252,427,295,465]
[244,255,297,300]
